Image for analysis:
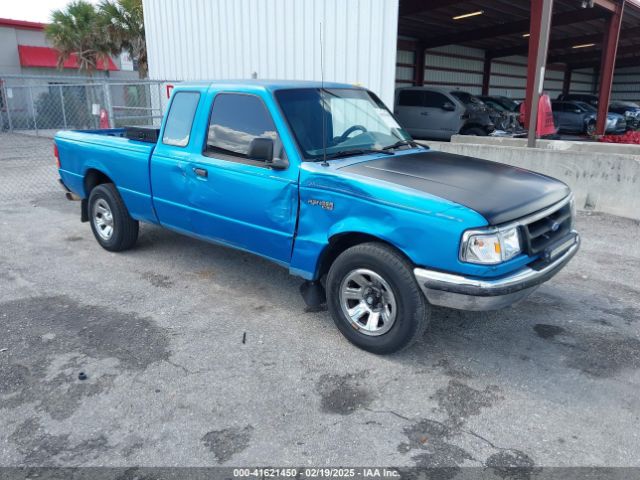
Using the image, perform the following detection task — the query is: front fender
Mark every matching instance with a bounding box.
[289,184,495,280]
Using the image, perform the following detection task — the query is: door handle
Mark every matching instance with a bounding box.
[193,167,208,178]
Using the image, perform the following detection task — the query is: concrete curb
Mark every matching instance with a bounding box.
[419,137,640,221]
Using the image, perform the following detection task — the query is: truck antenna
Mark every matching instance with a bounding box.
[320,21,329,167]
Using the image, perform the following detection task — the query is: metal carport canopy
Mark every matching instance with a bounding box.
[397,0,640,140]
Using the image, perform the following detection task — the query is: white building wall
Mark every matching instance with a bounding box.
[395,49,415,88]
[570,69,597,95]
[398,41,606,103]
[490,56,528,100]
[143,0,400,106]
[612,66,640,102]
[424,45,485,96]
[420,48,564,100]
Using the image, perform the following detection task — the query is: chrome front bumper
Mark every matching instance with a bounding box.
[414,233,580,311]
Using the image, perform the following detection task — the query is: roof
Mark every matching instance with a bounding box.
[0,18,46,31]
[176,79,360,91]
[18,45,118,71]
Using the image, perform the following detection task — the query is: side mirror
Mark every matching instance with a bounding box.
[247,137,289,170]
[442,102,456,112]
[248,137,274,162]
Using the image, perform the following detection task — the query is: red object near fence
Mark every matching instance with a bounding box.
[99,108,110,129]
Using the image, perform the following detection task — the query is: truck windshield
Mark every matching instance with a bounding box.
[275,88,413,160]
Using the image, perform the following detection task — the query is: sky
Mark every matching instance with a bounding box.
[2,0,639,24]
[0,0,98,23]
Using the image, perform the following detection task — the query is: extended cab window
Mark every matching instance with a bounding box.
[162,91,200,147]
[206,93,279,160]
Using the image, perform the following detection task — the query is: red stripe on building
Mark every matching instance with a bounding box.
[17,45,118,71]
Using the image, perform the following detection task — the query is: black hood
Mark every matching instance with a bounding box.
[340,151,570,225]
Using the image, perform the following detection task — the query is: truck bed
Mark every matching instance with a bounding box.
[55,128,159,224]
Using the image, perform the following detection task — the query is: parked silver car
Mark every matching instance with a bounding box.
[394,87,495,141]
[551,101,626,135]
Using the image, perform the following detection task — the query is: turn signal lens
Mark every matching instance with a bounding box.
[53,144,60,169]
[464,233,502,264]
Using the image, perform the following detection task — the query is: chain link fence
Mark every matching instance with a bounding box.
[0,75,175,138]
[0,133,59,204]
[0,75,176,205]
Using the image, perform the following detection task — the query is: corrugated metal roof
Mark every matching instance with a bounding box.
[398,0,640,69]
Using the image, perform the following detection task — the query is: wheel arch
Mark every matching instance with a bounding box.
[315,232,413,280]
[82,169,115,222]
[84,168,115,197]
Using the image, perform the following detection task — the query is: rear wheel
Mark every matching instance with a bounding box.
[326,243,429,354]
[88,183,139,252]
[586,121,596,136]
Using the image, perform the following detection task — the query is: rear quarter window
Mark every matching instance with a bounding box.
[162,91,201,147]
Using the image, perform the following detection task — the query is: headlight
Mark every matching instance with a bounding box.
[460,226,522,265]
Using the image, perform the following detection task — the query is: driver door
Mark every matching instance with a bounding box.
[395,90,431,138]
[189,92,299,264]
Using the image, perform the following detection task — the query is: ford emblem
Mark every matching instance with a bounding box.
[551,222,561,232]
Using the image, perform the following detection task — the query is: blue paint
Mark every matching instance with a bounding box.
[55,80,542,281]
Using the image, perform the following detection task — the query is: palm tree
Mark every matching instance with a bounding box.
[99,0,148,78]
[45,1,111,75]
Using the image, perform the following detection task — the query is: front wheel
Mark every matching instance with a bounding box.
[326,243,429,354]
[88,183,139,252]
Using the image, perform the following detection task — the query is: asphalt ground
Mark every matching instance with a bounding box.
[0,133,639,472]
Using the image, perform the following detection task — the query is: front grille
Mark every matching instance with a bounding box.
[521,199,573,255]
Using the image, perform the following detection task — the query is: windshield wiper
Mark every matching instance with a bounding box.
[381,140,418,151]
[320,148,395,161]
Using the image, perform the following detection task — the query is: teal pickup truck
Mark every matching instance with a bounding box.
[55,80,580,354]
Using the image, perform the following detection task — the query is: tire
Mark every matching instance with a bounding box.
[462,127,488,136]
[326,242,429,354]
[88,183,139,252]
[586,121,596,136]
